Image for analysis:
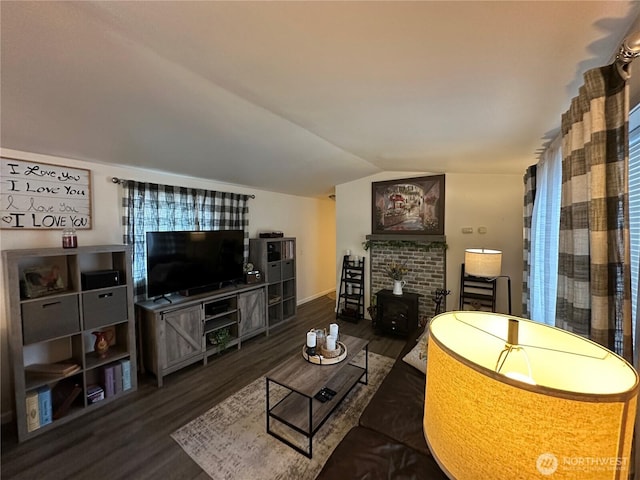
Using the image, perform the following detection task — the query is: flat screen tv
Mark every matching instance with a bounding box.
[146,230,245,298]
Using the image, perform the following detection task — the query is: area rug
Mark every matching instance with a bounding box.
[172,351,394,480]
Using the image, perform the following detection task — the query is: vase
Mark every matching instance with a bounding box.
[92,331,114,358]
[393,280,406,295]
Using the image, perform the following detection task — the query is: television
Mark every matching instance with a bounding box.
[146,230,245,298]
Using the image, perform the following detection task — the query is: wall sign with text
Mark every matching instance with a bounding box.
[1,158,92,230]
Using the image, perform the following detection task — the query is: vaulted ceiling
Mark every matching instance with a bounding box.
[2,1,639,197]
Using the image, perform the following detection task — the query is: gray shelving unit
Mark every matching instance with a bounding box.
[249,237,297,329]
[3,245,137,442]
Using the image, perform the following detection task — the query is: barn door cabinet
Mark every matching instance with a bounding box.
[238,287,267,340]
[137,283,267,387]
[2,245,137,443]
[160,305,203,371]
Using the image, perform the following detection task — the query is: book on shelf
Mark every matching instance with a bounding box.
[25,362,81,377]
[52,379,82,420]
[26,391,40,432]
[102,364,115,398]
[119,359,131,391]
[37,386,52,427]
[113,362,123,395]
[87,385,104,404]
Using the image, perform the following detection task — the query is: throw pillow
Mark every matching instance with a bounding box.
[402,330,429,374]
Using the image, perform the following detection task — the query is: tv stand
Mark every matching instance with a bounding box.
[136,283,268,386]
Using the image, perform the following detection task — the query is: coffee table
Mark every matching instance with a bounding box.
[265,334,369,458]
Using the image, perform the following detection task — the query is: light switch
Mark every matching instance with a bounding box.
[478,226,488,234]
[461,227,473,234]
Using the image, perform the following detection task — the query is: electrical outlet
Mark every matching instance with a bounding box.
[478,226,488,234]
[461,227,473,234]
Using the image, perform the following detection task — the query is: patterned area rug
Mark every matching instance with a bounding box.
[172,351,394,480]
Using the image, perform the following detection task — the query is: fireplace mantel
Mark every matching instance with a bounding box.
[365,234,446,243]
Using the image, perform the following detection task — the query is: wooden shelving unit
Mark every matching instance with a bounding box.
[337,255,365,322]
[203,296,240,358]
[249,237,297,329]
[3,245,138,442]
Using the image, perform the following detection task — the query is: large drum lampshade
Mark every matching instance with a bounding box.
[424,311,638,479]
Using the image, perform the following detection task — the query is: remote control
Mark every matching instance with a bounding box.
[324,387,337,397]
[314,391,328,403]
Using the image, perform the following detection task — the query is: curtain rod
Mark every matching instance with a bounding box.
[615,32,640,78]
[110,177,256,199]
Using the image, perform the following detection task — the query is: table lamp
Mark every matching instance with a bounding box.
[424,311,638,479]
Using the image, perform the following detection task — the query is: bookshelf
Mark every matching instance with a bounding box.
[3,245,137,442]
[337,255,365,322]
[249,237,297,329]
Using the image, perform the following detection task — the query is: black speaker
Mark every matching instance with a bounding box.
[81,270,120,291]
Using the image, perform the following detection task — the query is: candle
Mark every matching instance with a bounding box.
[315,329,326,349]
[329,323,339,340]
[326,335,336,351]
[306,331,317,348]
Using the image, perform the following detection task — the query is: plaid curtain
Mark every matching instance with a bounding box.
[121,182,250,301]
[522,165,537,319]
[556,63,633,361]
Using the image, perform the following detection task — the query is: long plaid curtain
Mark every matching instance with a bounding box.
[556,63,633,361]
[121,182,250,301]
[522,165,537,319]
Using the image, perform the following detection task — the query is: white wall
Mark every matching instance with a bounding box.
[336,171,523,317]
[0,148,336,418]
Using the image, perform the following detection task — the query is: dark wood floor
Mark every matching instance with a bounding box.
[1,295,405,480]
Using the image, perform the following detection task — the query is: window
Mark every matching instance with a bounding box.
[629,106,640,345]
[529,137,562,325]
[121,182,249,301]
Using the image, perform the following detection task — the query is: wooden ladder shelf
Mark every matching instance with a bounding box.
[336,255,365,322]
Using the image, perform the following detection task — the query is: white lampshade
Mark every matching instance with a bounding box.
[424,311,638,480]
[464,248,502,277]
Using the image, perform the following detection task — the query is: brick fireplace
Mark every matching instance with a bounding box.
[367,235,447,324]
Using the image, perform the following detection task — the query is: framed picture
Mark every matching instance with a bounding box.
[1,157,92,230]
[22,265,66,298]
[372,174,445,235]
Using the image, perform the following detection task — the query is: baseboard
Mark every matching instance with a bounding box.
[297,288,336,305]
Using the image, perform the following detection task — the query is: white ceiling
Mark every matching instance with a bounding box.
[2,1,640,197]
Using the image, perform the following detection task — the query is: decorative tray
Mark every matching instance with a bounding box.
[302,341,347,365]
